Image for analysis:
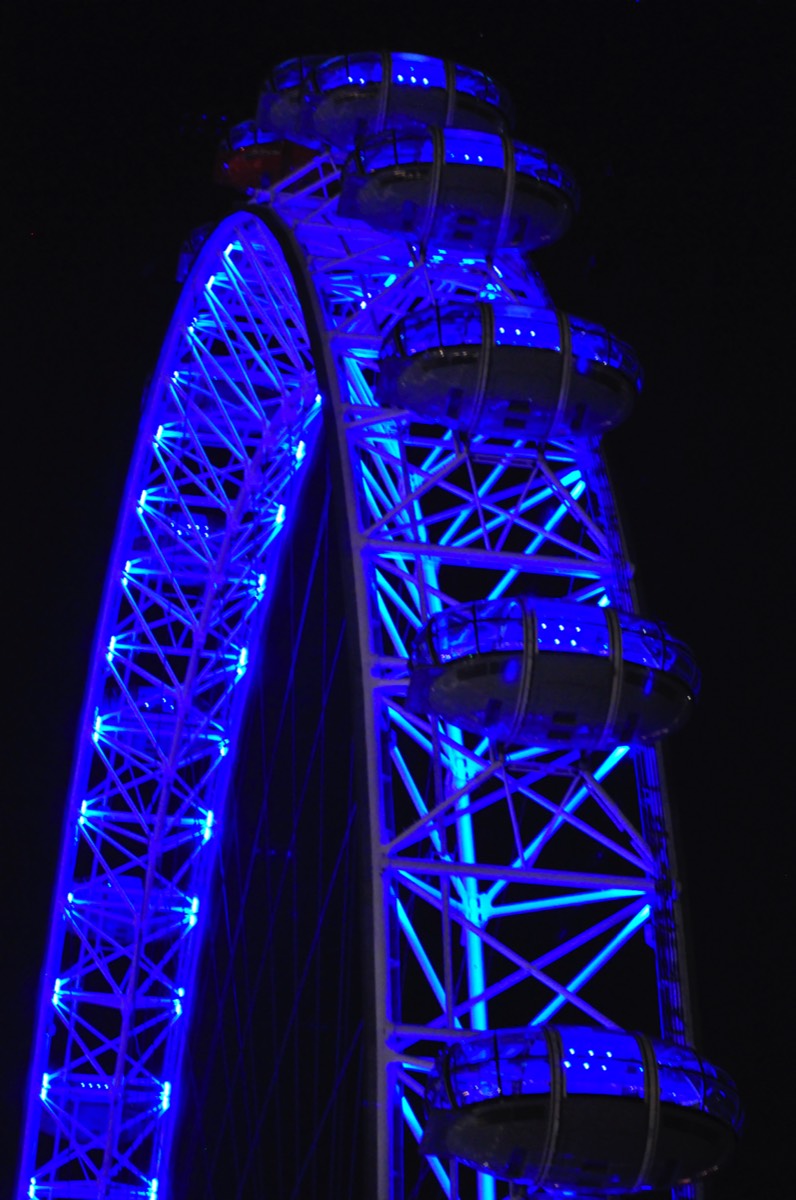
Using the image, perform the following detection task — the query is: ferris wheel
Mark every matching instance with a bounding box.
[17,51,741,1200]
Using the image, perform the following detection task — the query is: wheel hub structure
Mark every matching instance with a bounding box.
[18,52,740,1200]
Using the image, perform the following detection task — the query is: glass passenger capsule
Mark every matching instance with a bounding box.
[214,122,319,193]
[339,127,577,250]
[423,1026,741,1193]
[377,301,642,437]
[407,598,699,747]
[311,51,512,149]
[255,55,328,146]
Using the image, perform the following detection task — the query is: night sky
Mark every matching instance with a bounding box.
[6,2,787,1196]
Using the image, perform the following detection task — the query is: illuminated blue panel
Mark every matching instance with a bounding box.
[411,596,700,694]
[537,607,610,656]
[560,1025,644,1097]
[495,307,560,350]
[444,130,504,168]
[392,53,447,89]
[427,1027,742,1130]
[313,52,506,111]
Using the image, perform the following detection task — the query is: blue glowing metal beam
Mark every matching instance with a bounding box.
[401,1095,450,1197]
[532,904,652,1026]
[488,478,586,601]
[487,744,631,905]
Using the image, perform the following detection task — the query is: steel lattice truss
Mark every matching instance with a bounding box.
[20,149,694,1200]
[268,156,694,1200]
[19,214,323,1199]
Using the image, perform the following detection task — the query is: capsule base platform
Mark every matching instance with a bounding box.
[423,1094,737,1193]
[339,164,574,250]
[377,345,636,438]
[408,649,695,749]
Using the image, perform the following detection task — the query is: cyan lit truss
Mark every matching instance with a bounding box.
[267,156,695,1200]
[20,149,695,1199]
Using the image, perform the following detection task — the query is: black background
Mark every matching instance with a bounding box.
[6,2,788,1195]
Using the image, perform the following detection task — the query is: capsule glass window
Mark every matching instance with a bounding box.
[438,306,483,347]
[570,316,615,370]
[497,1039,551,1097]
[227,122,257,150]
[445,1035,501,1104]
[448,1037,553,1103]
[704,1065,743,1126]
[454,63,503,107]
[391,53,447,89]
[562,1028,644,1098]
[444,129,504,168]
[493,305,560,350]
[620,619,699,691]
[664,635,701,691]
[391,306,481,356]
[471,597,524,655]
[270,58,314,91]
[656,1042,705,1109]
[537,606,609,656]
[316,53,382,91]
[360,131,435,172]
[394,309,446,357]
[514,143,577,198]
[621,618,666,670]
[433,608,478,664]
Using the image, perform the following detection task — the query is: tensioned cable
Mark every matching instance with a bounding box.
[209,530,357,1195]
[211,651,351,1184]
[235,794,360,1194]
[188,471,334,1129]
[182,469,353,1194]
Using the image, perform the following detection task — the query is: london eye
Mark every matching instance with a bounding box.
[16,49,743,1200]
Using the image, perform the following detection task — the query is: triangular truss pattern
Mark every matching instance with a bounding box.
[19,213,323,1199]
[268,162,693,1199]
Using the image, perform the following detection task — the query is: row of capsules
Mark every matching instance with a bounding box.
[218,51,741,1196]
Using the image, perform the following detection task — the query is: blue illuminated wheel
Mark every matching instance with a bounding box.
[18,51,741,1200]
